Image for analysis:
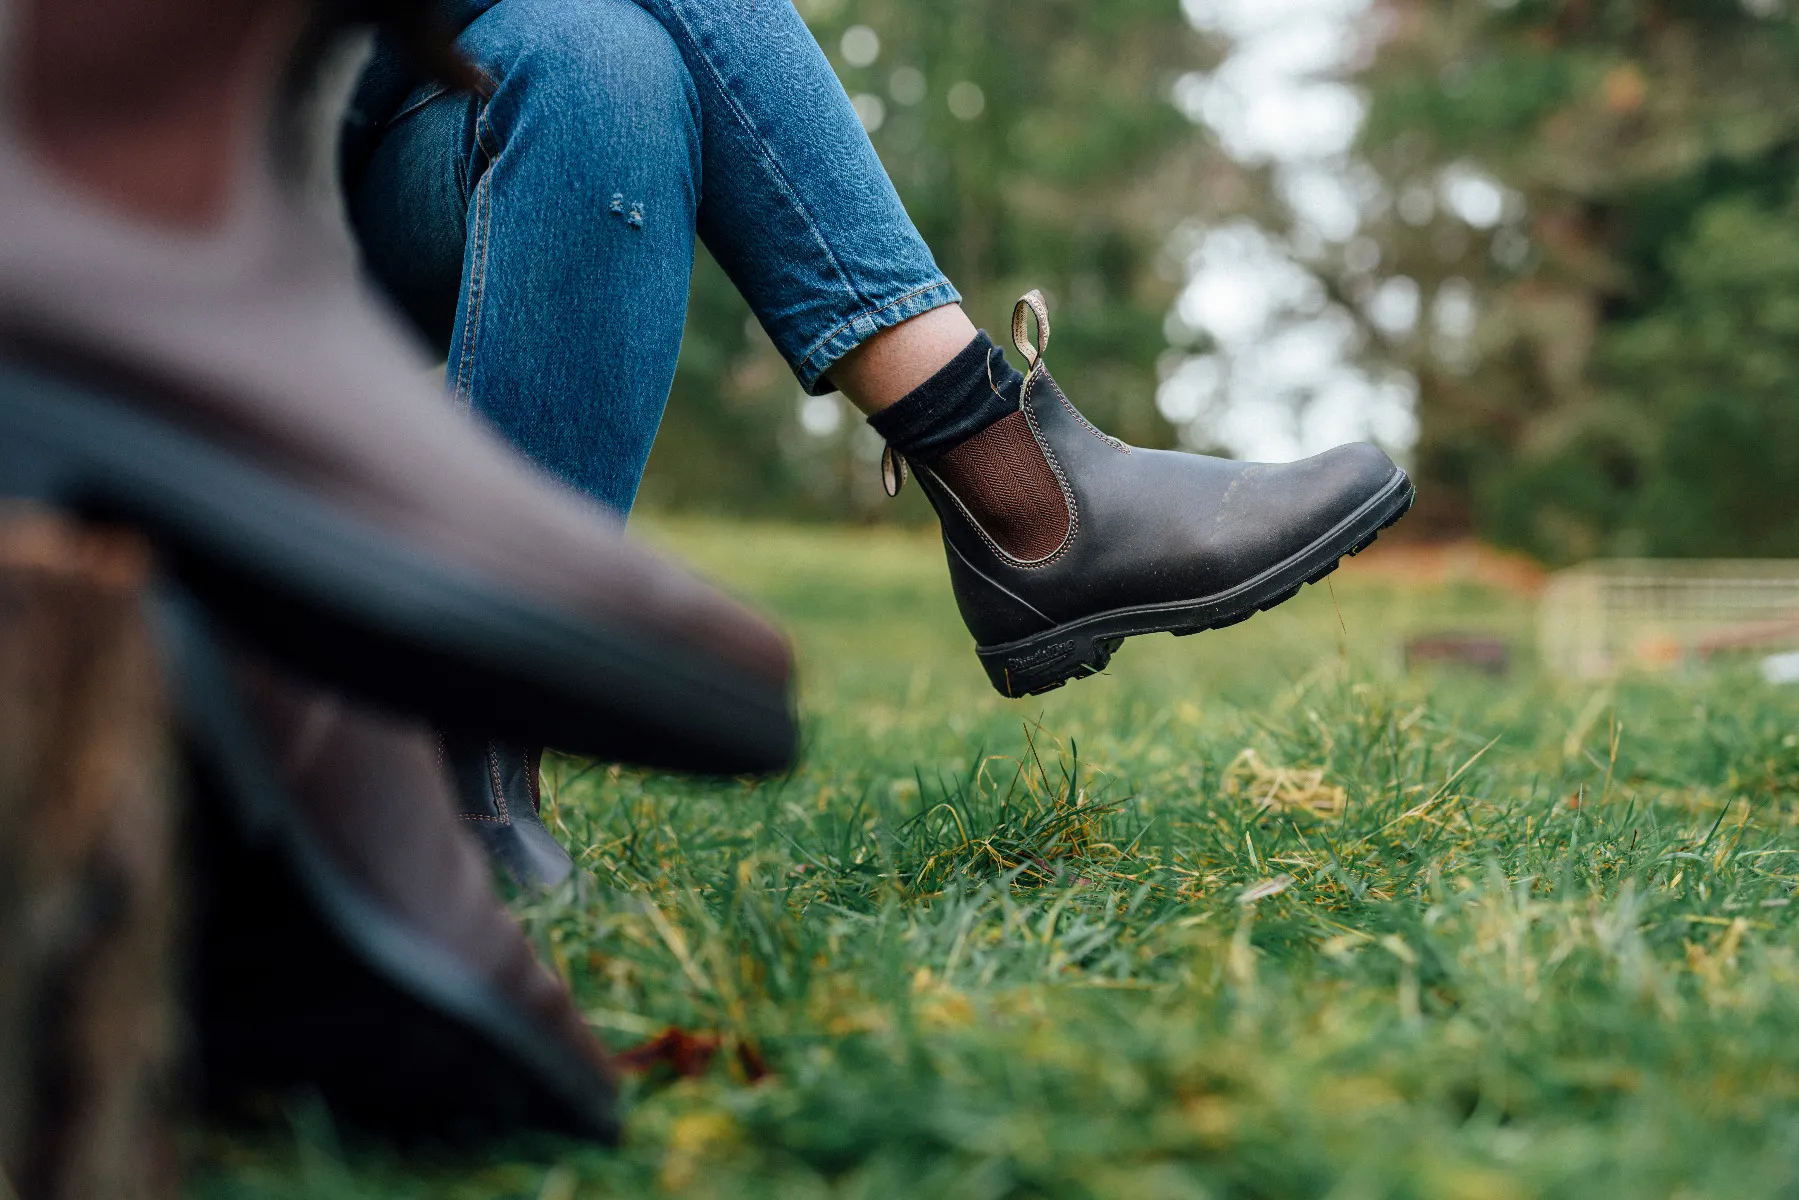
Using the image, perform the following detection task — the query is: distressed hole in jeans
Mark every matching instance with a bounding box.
[627,200,644,229]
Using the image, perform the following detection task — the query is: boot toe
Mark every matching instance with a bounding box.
[1314,441,1402,493]
[1251,442,1401,539]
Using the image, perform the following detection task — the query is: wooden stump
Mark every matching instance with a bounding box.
[0,509,176,1200]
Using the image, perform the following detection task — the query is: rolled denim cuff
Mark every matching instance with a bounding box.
[792,279,962,396]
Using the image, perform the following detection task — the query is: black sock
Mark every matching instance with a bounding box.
[866,331,1024,459]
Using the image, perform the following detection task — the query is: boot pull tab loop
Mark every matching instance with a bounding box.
[1012,290,1051,369]
[881,444,909,497]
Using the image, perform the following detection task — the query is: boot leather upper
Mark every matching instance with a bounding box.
[442,735,574,888]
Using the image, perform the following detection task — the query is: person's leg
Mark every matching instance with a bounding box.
[349,0,700,515]
[829,306,979,414]
[346,0,711,882]
[621,0,972,414]
[350,0,977,497]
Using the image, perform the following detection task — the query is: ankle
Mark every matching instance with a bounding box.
[867,328,1072,563]
[828,303,980,413]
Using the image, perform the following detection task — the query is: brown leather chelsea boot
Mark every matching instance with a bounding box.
[888,292,1414,697]
[0,4,792,1146]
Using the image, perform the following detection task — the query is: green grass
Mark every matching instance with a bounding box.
[191,519,1799,1199]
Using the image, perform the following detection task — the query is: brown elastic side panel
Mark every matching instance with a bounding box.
[928,410,1071,562]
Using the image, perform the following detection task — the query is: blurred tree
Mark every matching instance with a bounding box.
[636,0,1202,522]
[1354,0,1799,559]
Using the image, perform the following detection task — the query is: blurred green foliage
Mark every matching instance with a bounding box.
[636,0,1200,521]
[1357,0,1799,560]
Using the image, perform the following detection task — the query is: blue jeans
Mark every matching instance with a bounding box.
[346,0,958,515]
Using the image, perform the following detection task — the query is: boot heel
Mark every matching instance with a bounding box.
[978,632,1121,698]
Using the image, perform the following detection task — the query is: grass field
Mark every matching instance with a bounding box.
[192,520,1799,1199]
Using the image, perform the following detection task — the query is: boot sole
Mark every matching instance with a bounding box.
[977,469,1416,698]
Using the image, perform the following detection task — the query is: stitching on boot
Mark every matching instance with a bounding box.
[442,733,508,825]
[940,531,1061,642]
[1042,371,1129,454]
[1010,362,1081,569]
[486,743,511,826]
[526,747,544,814]
[920,460,1067,569]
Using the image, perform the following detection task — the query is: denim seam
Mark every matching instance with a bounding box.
[454,108,500,406]
[457,68,501,214]
[452,174,489,402]
[655,0,871,316]
[386,81,451,128]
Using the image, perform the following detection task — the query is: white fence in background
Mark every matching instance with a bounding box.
[1539,560,1799,679]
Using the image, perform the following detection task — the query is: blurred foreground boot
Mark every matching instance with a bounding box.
[885,292,1415,698]
[0,1,790,1148]
[441,734,573,888]
[0,30,796,772]
[179,624,619,1141]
